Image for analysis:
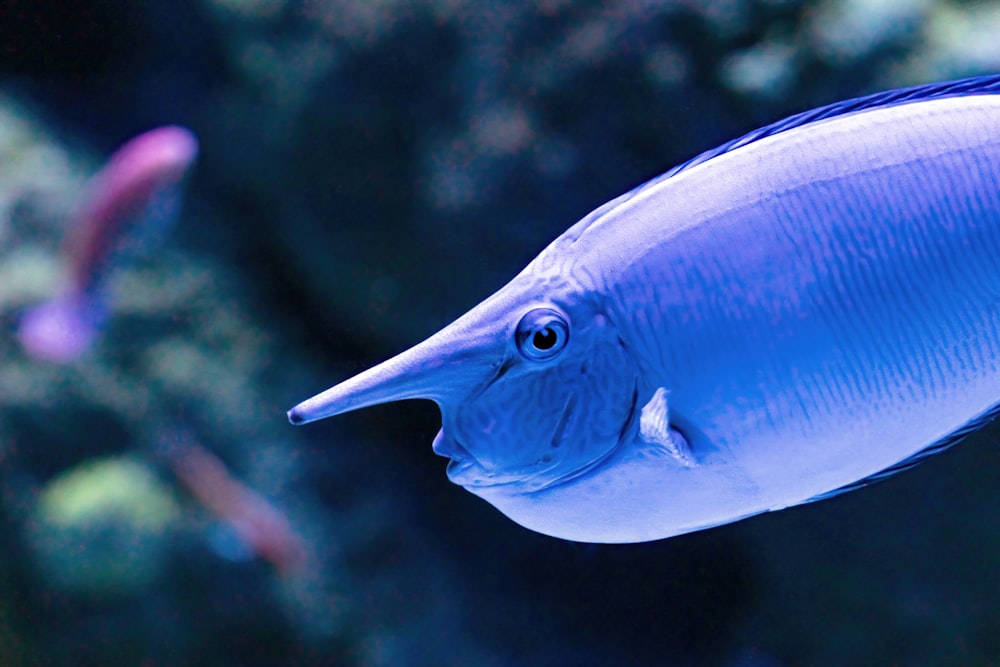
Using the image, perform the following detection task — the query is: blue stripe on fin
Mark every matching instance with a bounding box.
[806,401,1000,503]
[566,74,1000,241]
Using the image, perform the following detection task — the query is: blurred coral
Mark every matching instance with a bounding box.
[28,456,179,595]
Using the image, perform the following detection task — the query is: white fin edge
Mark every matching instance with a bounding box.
[638,387,695,467]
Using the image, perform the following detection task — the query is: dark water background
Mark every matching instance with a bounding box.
[0,1,998,665]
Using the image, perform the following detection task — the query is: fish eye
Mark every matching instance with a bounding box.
[515,307,569,361]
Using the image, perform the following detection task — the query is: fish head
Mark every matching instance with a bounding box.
[434,301,638,492]
[289,276,641,495]
[289,273,765,544]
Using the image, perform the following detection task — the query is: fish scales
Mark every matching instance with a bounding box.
[290,77,1000,543]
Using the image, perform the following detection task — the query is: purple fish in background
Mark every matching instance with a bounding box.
[158,430,308,575]
[18,126,198,363]
[289,75,1000,543]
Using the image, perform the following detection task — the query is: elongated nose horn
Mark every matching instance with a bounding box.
[287,319,503,425]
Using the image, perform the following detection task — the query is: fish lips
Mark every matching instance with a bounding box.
[432,428,498,487]
[431,425,628,494]
[432,428,552,490]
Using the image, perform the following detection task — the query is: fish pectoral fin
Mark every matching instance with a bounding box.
[638,387,695,467]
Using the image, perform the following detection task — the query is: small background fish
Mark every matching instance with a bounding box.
[0,2,998,666]
[17,125,198,363]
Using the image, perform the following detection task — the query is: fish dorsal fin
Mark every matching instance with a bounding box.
[665,74,1000,179]
[563,74,1000,242]
[807,400,1000,503]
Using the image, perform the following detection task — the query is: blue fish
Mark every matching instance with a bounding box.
[289,76,1000,543]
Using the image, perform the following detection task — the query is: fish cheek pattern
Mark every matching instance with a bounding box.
[446,335,638,490]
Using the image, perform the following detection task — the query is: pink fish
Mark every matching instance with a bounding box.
[18,126,198,362]
[162,433,308,575]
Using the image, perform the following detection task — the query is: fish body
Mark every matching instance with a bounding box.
[290,77,1000,543]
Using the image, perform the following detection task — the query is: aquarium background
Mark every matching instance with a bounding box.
[0,0,998,665]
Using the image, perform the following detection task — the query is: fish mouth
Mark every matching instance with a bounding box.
[434,429,533,489]
[444,441,610,492]
[435,383,640,492]
[435,432,502,488]
[432,429,486,484]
